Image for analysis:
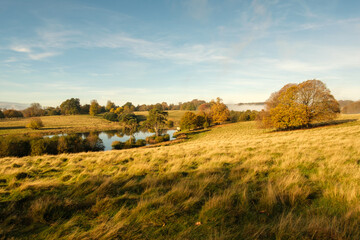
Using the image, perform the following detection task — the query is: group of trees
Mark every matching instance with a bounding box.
[180,98,230,130]
[340,100,360,114]
[259,80,340,130]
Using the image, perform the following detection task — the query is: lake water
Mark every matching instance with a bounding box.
[46,129,177,151]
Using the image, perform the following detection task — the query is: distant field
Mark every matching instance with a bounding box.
[0,115,122,136]
[0,111,191,137]
[134,110,195,125]
[1,114,360,239]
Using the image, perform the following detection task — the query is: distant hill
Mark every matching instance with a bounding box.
[227,102,265,111]
[340,100,360,114]
[0,101,29,110]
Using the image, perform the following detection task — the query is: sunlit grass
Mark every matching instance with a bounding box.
[1,114,360,239]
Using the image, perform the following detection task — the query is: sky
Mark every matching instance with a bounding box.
[0,0,359,107]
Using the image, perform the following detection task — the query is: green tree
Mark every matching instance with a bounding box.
[180,112,197,130]
[60,98,81,115]
[119,113,139,141]
[143,109,168,136]
[89,100,100,116]
[0,110,4,118]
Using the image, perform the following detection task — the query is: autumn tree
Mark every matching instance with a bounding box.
[260,79,340,129]
[210,97,230,124]
[143,108,168,136]
[60,98,81,115]
[180,112,197,130]
[106,100,116,112]
[89,100,100,116]
[22,103,44,117]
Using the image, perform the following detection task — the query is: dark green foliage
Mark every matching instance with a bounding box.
[57,135,84,153]
[146,134,170,144]
[167,120,174,128]
[103,112,118,121]
[0,110,4,118]
[135,139,146,147]
[111,141,124,150]
[0,136,31,157]
[230,110,259,123]
[143,109,168,136]
[44,107,61,116]
[80,104,90,114]
[180,112,207,130]
[83,134,105,152]
[60,98,81,115]
[3,109,24,118]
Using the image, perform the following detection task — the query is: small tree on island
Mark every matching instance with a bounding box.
[259,79,340,130]
[143,108,168,136]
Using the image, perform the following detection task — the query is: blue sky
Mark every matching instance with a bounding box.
[0,0,359,107]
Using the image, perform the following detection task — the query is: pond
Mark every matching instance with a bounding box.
[45,129,177,151]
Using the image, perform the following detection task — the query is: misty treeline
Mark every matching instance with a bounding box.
[0,133,105,158]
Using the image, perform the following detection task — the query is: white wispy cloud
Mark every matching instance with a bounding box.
[11,46,31,53]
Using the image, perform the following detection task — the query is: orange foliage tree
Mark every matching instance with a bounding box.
[259,80,340,129]
[210,97,230,124]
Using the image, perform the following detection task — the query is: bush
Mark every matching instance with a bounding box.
[0,136,31,157]
[167,120,174,128]
[26,118,44,129]
[146,134,170,144]
[135,139,146,147]
[0,110,4,119]
[57,135,84,153]
[103,112,118,122]
[111,141,124,150]
[83,133,105,151]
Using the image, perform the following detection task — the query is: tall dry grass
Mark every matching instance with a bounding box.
[1,114,360,239]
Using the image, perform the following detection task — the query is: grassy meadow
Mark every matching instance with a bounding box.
[1,114,360,239]
[0,115,123,136]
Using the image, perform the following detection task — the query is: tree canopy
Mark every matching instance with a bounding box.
[260,79,340,129]
[210,97,230,124]
[89,100,100,116]
[60,98,81,115]
[143,109,168,136]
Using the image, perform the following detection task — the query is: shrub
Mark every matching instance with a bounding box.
[0,110,4,119]
[146,134,170,144]
[0,136,31,157]
[112,141,124,150]
[26,118,44,130]
[103,112,118,122]
[135,139,146,147]
[30,138,59,156]
[167,120,174,128]
[83,133,105,151]
[57,135,84,153]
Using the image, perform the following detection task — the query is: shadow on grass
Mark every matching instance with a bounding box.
[272,119,358,132]
[0,126,26,130]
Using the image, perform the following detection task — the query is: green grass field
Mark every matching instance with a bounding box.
[1,114,360,239]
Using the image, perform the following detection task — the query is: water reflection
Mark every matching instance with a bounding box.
[45,129,177,151]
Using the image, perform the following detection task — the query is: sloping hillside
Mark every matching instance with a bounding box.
[1,115,360,239]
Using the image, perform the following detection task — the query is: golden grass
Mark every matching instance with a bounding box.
[0,115,122,136]
[1,114,360,239]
